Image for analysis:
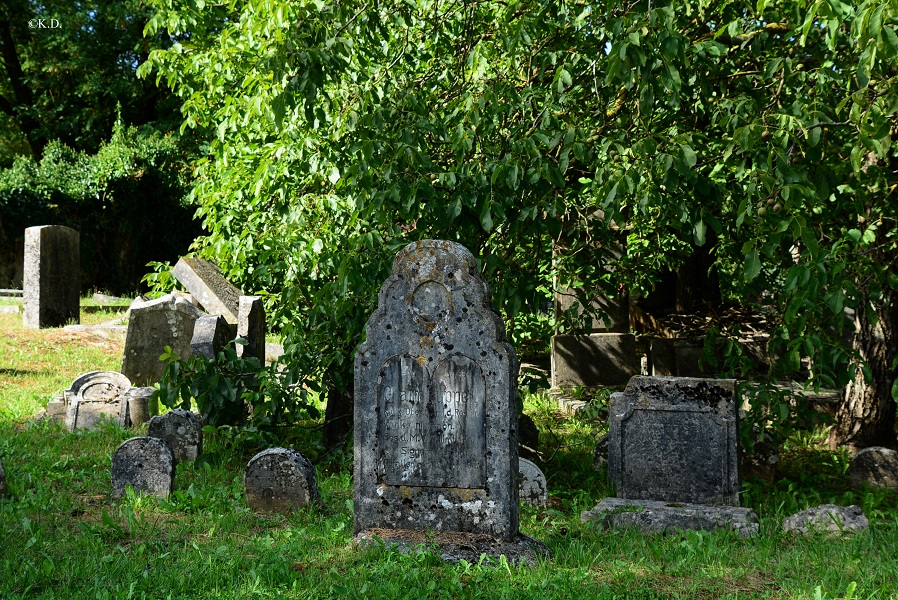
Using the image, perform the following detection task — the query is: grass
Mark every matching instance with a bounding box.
[1,314,897,598]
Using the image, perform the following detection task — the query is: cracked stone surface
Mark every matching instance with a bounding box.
[782,504,869,536]
[244,448,321,511]
[111,437,174,500]
[147,409,203,463]
[581,497,759,538]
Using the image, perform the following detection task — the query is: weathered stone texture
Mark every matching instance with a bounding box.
[354,240,519,541]
[518,459,547,508]
[782,504,869,536]
[147,409,203,462]
[849,447,898,489]
[121,294,205,386]
[608,376,740,506]
[119,387,157,428]
[190,314,232,359]
[172,257,243,324]
[111,437,175,500]
[581,498,759,538]
[22,225,80,329]
[550,333,638,388]
[237,296,266,362]
[64,371,131,431]
[647,337,707,377]
[244,448,321,511]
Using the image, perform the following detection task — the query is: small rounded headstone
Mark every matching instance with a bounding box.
[111,437,175,500]
[518,458,548,508]
[244,448,321,512]
[147,409,202,462]
[782,504,868,536]
[849,447,898,489]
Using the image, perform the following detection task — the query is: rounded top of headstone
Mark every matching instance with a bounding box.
[113,435,175,462]
[394,240,477,273]
[246,447,310,467]
[67,371,131,402]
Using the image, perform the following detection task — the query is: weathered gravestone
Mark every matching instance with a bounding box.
[237,296,266,362]
[354,240,548,564]
[518,458,548,509]
[190,314,232,359]
[550,333,638,388]
[172,257,242,324]
[121,294,205,386]
[22,225,80,329]
[111,437,175,500]
[244,448,321,512]
[782,504,869,536]
[65,371,132,431]
[849,447,898,489]
[147,409,203,462]
[582,376,759,537]
[118,387,157,428]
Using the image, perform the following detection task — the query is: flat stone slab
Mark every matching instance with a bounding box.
[782,504,869,536]
[354,529,551,567]
[581,497,759,538]
[849,447,898,489]
[244,448,321,511]
[190,314,232,359]
[172,257,242,324]
[111,437,175,500]
[147,409,203,462]
[23,225,80,329]
[551,333,638,387]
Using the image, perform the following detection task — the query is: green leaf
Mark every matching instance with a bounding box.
[681,144,697,168]
[448,197,462,219]
[744,250,762,282]
[480,203,493,232]
[847,228,862,243]
[694,220,707,246]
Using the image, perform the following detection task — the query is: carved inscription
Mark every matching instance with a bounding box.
[376,354,485,488]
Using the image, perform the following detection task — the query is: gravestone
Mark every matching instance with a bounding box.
[518,459,547,508]
[550,333,638,388]
[237,296,266,362]
[64,371,131,431]
[118,387,157,428]
[0,457,7,499]
[244,448,321,511]
[582,376,759,537]
[354,240,548,564]
[172,257,242,324]
[190,314,232,359]
[111,437,175,500]
[22,225,80,329]
[147,409,203,462]
[121,294,206,386]
[849,447,898,489]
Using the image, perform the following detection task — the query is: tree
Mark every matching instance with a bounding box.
[140,0,898,448]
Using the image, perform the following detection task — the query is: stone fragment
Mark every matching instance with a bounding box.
[518,458,548,508]
[45,395,66,422]
[147,409,203,462]
[849,447,898,489]
[244,448,321,511]
[0,457,7,499]
[782,504,869,536]
[0,305,20,314]
[581,498,759,539]
[190,314,232,359]
[354,240,548,563]
[550,333,638,388]
[237,296,266,362]
[607,376,740,506]
[22,225,80,329]
[64,371,131,431]
[121,294,206,386]
[118,387,157,428]
[171,257,243,324]
[111,437,175,500]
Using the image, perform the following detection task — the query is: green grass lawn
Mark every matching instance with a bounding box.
[1,312,897,599]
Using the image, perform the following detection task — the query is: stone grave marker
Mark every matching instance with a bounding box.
[22,225,80,329]
[111,437,175,500]
[354,240,548,564]
[550,333,638,388]
[121,294,206,386]
[782,504,868,536]
[849,447,898,489]
[147,409,203,462]
[237,296,266,362]
[190,314,232,359]
[118,387,157,428]
[172,257,242,324]
[582,376,759,537]
[244,448,321,511]
[64,371,131,431]
[518,458,547,509]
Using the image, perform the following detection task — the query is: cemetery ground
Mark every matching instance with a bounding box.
[0,308,897,599]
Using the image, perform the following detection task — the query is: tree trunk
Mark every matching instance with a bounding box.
[827,288,898,451]
[322,381,354,450]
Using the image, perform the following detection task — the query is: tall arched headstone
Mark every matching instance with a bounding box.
[354,240,519,541]
[23,225,80,329]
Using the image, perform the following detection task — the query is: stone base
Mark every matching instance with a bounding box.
[581,498,759,538]
[354,529,551,567]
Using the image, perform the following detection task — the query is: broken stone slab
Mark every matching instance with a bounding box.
[244,448,321,511]
[118,387,157,428]
[22,225,80,329]
[111,437,175,500]
[172,257,243,324]
[0,457,7,499]
[550,333,638,388]
[64,371,132,431]
[849,447,898,489]
[190,314,233,360]
[237,296,266,362]
[782,504,869,536]
[581,497,760,539]
[121,294,206,386]
[518,458,548,508]
[147,409,203,463]
[45,395,67,422]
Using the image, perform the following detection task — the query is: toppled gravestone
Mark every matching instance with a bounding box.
[172,257,243,324]
[518,458,548,508]
[147,409,203,462]
[111,437,175,500]
[65,371,132,431]
[244,448,321,511]
[782,504,869,536]
[353,240,549,565]
[237,296,266,362]
[582,376,759,537]
[121,294,206,386]
[190,314,232,359]
[849,447,898,489]
[22,225,80,329]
